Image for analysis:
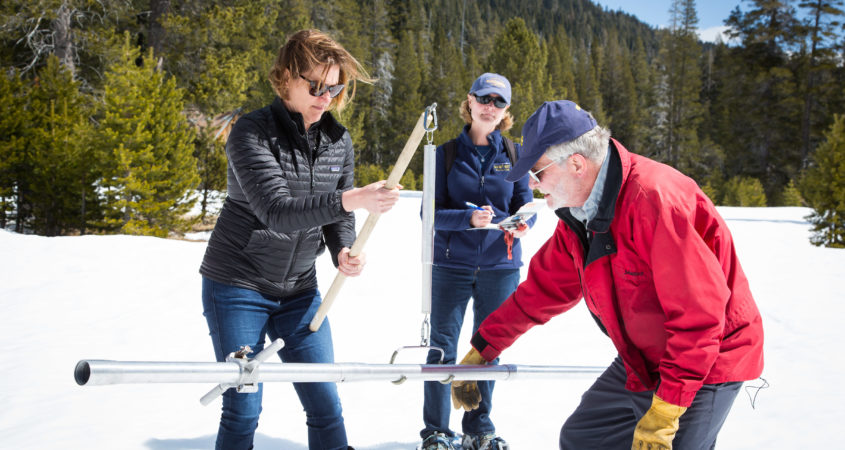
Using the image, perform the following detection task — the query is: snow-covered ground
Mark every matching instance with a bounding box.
[1,193,841,449]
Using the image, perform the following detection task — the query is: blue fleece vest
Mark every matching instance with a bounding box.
[432,127,536,270]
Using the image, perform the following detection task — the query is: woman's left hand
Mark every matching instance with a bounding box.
[337,247,366,277]
[506,221,530,239]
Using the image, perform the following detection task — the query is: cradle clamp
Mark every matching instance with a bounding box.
[388,343,447,385]
[227,353,258,394]
[199,338,285,405]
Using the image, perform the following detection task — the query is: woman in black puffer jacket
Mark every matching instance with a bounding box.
[199,29,400,450]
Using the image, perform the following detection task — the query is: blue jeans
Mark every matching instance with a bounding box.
[560,356,742,449]
[421,266,520,439]
[202,278,347,450]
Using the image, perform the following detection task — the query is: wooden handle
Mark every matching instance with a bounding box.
[309,109,432,331]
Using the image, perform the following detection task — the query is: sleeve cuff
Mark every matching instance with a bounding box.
[656,384,697,408]
[471,332,501,362]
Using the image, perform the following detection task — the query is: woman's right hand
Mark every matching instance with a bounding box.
[341,180,402,214]
[469,205,494,228]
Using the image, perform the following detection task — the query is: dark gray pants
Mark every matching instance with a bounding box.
[560,356,742,450]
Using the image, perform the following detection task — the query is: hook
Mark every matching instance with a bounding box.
[424,103,438,145]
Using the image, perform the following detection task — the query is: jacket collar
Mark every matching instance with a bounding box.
[556,138,630,233]
[270,97,347,146]
[570,145,610,223]
[457,124,504,150]
[586,139,626,232]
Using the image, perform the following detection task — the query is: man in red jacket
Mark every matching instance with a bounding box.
[450,100,764,449]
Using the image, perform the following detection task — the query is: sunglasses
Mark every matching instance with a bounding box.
[473,94,508,109]
[528,157,565,183]
[299,75,345,98]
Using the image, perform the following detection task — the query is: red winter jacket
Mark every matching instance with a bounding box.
[471,139,764,407]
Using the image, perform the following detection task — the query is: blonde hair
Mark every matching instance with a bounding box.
[268,29,372,112]
[459,99,514,132]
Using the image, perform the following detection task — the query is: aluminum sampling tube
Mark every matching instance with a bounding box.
[75,360,605,386]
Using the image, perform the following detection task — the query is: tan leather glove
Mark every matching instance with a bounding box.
[631,394,687,450]
[450,348,487,411]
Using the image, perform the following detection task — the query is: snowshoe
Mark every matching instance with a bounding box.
[461,433,508,450]
[419,432,460,450]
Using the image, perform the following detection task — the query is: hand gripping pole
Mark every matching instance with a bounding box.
[308,104,437,332]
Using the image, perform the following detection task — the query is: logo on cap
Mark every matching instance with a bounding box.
[486,79,506,88]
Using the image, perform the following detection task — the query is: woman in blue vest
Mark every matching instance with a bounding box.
[420,73,535,450]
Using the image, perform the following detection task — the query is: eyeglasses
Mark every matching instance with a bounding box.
[299,75,345,98]
[528,157,564,183]
[473,94,508,109]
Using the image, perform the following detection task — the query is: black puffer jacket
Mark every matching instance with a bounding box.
[200,98,356,297]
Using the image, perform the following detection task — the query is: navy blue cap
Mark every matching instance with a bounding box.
[469,73,511,105]
[506,100,597,182]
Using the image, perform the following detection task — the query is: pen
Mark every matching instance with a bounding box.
[465,202,495,217]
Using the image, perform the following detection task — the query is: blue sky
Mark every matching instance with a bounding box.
[595,0,744,41]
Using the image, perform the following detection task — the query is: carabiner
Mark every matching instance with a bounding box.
[423,103,438,145]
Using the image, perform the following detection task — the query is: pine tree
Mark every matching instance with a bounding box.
[780,179,804,206]
[388,30,425,175]
[94,35,199,237]
[722,0,804,199]
[486,17,549,138]
[796,0,845,167]
[698,42,728,187]
[422,24,466,144]
[599,31,638,150]
[800,114,845,247]
[546,27,577,101]
[160,0,293,114]
[629,36,658,154]
[574,43,604,123]
[655,0,703,175]
[363,0,396,166]
[0,69,29,230]
[193,127,227,220]
[461,0,493,63]
[722,176,768,206]
[26,56,96,235]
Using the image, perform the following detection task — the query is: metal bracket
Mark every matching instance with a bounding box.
[199,338,285,405]
[388,344,445,385]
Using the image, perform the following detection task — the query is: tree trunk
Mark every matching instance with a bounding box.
[148,0,171,57]
[52,1,76,77]
[801,0,823,168]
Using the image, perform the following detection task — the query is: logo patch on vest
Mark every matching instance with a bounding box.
[493,163,511,172]
[330,165,341,172]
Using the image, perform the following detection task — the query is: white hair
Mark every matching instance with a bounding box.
[544,125,611,165]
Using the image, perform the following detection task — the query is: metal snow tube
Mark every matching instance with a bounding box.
[75,360,605,386]
[420,141,437,315]
[74,360,241,386]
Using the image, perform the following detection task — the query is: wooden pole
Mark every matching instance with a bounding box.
[308,107,434,332]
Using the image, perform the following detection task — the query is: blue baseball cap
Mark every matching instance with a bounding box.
[506,100,597,182]
[469,73,511,105]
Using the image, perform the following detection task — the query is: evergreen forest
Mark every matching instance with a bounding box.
[1,0,844,246]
